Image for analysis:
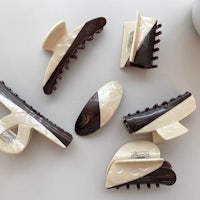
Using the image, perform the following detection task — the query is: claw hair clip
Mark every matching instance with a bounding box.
[75,81,123,136]
[42,17,106,94]
[106,140,176,189]
[123,92,196,143]
[120,11,162,69]
[0,81,72,154]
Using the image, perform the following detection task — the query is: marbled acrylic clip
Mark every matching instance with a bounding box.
[75,81,123,136]
[106,140,176,189]
[42,17,106,95]
[123,92,196,143]
[0,81,72,154]
[120,11,162,69]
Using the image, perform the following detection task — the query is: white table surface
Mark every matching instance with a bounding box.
[0,0,200,199]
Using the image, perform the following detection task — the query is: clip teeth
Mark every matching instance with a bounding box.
[154,39,161,44]
[156,31,162,36]
[152,56,159,60]
[87,34,94,41]
[114,183,160,190]
[95,27,103,33]
[78,42,86,49]
[157,24,162,29]
[153,48,159,52]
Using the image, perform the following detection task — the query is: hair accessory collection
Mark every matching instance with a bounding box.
[0,12,197,191]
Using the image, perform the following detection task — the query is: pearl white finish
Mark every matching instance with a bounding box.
[106,141,164,188]
[98,81,123,127]
[0,94,65,154]
[192,0,200,35]
[120,12,156,68]
[136,95,196,143]
[42,21,84,85]
[152,122,188,143]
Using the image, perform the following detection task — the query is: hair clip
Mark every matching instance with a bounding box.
[120,11,162,69]
[123,92,196,143]
[75,81,123,136]
[42,17,106,95]
[106,140,176,189]
[0,81,72,154]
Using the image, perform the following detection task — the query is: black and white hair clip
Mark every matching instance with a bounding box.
[120,11,162,69]
[106,140,176,189]
[42,17,106,95]
[75,81,123,136]
[0,81,72,154]
[123,92,196,143]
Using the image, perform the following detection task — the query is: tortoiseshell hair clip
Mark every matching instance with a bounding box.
[123,92,196,143]
[106,140,176,189]
[42,17,106,95]
[120,11,162,69]
[0,81,72,154]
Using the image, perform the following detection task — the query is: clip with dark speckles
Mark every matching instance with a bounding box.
[42,17,106,95]
[120,11,162,69]
[123,92,196,143]
[0,81,72,154]
[106,140,176,189]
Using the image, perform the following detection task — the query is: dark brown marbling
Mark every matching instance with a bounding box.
[75,92,100,136]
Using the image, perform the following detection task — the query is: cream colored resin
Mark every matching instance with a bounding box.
[98,81,123,127]
[120,12,156,68]
[0,94,65,154]
[106,140,164,188]
[136,95,196,143]
[42,21,84,85]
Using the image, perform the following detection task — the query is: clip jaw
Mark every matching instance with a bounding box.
[106,141,176,189]
[123,92,196,143]
[42,17,106,95]
[120,11,161,69]
[0,81,72,154]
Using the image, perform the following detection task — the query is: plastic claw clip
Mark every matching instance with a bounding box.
[42,17,106,95]
[75,81,123,136]
[123,92,196,143]
[106,140,176,189]
[120,11,162,69]
[0,81,72,154]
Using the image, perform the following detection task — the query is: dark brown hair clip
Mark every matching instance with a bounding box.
[42,17,106,95]
[0,81,72,154]
[123,92,196,143]
[106,141,176,189]
[120,11,162,69]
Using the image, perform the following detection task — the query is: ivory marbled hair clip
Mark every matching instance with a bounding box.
[120,11,161,69]
[106,140,176,189]
[75,81,123,136]
[0,81,72,154]
[42,17,106,95]
[123,92,196,143]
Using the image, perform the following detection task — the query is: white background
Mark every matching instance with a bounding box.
[0,0,200,199]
